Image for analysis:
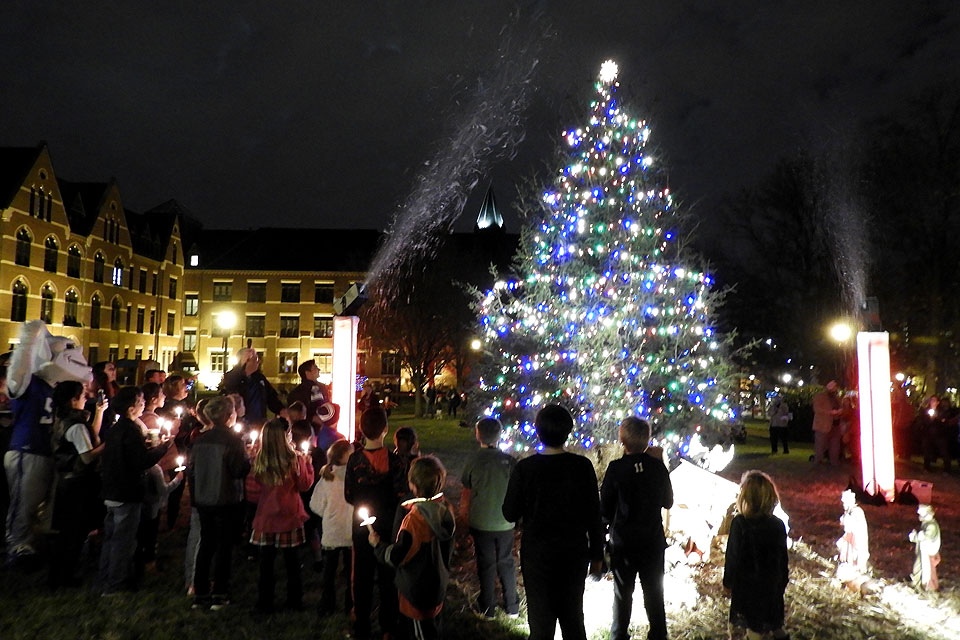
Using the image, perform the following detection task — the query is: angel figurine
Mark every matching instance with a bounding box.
[909,504,941,591]
[836,489,870,574]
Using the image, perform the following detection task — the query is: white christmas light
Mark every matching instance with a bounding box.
[599,60,619,84]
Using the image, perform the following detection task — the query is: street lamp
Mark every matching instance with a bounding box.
[829,321,853,343]
[470,338,482,351]
[217,310,237,372]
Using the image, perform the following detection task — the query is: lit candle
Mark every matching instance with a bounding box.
[175,455,186,472]
[162,420,172,437]
[249,429,258,444]
[174,406,183,419]
[357,506,377,529]
[928,409,936,417]
[300,440,310,453]
[233,423,243,433]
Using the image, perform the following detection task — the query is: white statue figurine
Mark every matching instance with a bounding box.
[909,504,941,591]
[836,489,870,574]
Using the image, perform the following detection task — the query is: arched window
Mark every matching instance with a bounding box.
[110,297,122,330]
[67,245,82,278]
[10,280,28,322]
[93,252,105,283]
[90,294,102,329]
[44,236,59,273]
[40,284,54,324]
[172,242,178,266]
[63,289,79,326]
[112,258,124,287]
[15,228,31,267]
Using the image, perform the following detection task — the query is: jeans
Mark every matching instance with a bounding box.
[320,546,353,612]
[184,507,201,588]
[194,504,242,597]
[769,427,789,453]
[257,545,302,609]
[470,528,518,616]
[99,502,142,593]
[520,546,588,640]
[610,548,667,640]
[4,450,55,554]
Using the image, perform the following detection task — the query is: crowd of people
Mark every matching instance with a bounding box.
[0,339,798,640]
[767,379,960,473]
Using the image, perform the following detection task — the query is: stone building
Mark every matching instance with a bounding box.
[0,143,183,374]
[1,143,515,390]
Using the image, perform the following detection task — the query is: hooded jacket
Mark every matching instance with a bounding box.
[188,426,250,507]
[373,496,455,620]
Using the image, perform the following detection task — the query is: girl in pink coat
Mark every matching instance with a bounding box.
[249,418,314,612]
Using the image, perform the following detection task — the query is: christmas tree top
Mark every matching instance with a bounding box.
[475,61,738,464]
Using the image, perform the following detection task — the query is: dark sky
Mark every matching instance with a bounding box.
[2,2,958,232]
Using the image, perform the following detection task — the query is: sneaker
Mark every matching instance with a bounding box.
[506,611,520,619]
[210,595,231,610]
[191,595,212,610]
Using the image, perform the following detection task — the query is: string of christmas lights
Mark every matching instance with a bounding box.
[474,60,738,461]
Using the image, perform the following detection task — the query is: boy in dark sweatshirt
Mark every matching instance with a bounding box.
[345,407,407,640]
[370,455,454,640]
[502,404,604,640]
[600,417,674,640]
[188,395,250,610]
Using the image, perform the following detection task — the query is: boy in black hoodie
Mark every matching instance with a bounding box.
[345,407,407,639]
[600,417,674,640]
[370,455,454,640]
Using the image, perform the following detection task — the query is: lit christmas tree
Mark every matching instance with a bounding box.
[475,61,738,462]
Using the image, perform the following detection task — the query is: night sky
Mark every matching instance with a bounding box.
[2,2,958,233]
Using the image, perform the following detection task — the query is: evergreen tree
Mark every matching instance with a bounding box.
[475,61,738,460]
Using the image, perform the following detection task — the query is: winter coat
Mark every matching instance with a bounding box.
[309,465,354,548]
[374,496,455,620]
[251,453,314,534]
[101,416,169,503]
[188,425,250,507]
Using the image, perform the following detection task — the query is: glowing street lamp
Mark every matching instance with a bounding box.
[781,373,793,384]
[217,310,237,373]
[470,338,483,351]
[829,321,853,343]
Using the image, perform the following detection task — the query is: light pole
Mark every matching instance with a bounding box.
[217,310,237,373]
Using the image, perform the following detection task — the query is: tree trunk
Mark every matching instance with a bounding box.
[412,372,425,418]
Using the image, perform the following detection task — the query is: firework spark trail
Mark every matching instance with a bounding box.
[364,20,543,303]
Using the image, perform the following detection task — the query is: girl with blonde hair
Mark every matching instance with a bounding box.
[724,470,789,640]
[249,418,314,612]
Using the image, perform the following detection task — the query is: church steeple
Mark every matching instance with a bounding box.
[475,185,503,231]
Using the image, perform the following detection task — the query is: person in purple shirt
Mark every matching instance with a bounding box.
[4,321,91,567]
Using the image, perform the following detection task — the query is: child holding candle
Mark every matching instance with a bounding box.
[310,439,355,616]
[290,402,325,572]
[723,471,789,640]
[345,407,408,640]
[135,458,184,578]
[369,456,455,640]
[249,418,315,613]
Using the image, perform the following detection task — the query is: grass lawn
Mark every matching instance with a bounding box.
[2,412,958,639]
